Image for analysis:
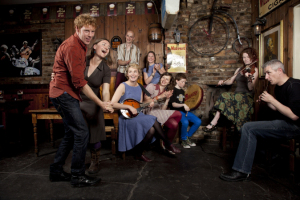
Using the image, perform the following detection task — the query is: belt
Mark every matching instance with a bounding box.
[117,66,126,73]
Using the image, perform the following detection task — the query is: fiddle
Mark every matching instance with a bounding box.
[217,60,257,86]
[240,60,257,83]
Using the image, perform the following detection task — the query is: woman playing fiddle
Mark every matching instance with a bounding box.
[203,47,259,132]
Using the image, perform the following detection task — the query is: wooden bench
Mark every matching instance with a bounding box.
[29,108,119,157]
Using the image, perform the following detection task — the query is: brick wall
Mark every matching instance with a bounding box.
[164,0,253,143]
[0,21,64,84]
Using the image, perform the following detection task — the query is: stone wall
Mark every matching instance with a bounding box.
[164,0,253,143]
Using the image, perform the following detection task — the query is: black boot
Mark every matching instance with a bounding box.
[88,148,100,174]
[219,170,251,182]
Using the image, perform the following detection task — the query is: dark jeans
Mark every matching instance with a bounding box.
[50,93,89,176]
[232,120,300,174]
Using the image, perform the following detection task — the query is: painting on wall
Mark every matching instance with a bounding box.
[0,32,42,77]
[259,20,283,78]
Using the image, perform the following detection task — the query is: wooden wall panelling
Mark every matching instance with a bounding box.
[117,2,126,16]
[64,18,74,40]
[66,5,73,19]
[287,7,294,77]
[105,15,126,71]
[99,4,107,16]
[82,4,89,13]
[136,1,144,15]
[49,6,56,19]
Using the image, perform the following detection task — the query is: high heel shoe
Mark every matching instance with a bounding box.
[202,123,217,132]
[165,144,181,154]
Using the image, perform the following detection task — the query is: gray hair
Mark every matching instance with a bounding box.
[262,59,285,73]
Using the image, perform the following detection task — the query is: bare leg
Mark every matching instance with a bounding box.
[206,111,220,129]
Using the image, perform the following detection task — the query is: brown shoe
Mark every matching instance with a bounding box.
[88,149,100,174]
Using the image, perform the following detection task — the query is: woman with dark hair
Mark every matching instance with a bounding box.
[51,38,112,174]
[143,51,166,85]
[143,72,182,152]
[80,38,112,174]
[111,64,180,162]
[203,47,259,132]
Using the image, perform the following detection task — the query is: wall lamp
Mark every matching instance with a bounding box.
[53,37,62,51]
[252,17,267,37]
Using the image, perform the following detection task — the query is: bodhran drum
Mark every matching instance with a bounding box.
[185,84,203,111]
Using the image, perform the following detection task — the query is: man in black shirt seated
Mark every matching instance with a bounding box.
[220,59,300,182]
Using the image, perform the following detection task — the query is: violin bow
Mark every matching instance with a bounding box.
[216,60,258,87]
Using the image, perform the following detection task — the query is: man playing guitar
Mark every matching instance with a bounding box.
[20,40,38,60]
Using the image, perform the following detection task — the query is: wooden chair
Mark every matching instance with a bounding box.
[280,137,300,180]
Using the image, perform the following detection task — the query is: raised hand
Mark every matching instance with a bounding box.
[259,91,275,103]
[217,80,224,86]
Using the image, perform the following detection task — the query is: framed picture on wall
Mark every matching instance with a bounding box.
[0,32,42,77]
[166,43,187,73]
[259,20,283,78]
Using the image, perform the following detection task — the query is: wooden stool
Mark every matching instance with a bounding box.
[221,125,238,151]
[280,137,300,180]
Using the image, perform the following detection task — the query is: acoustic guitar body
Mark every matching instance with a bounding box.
[120,99,141,119]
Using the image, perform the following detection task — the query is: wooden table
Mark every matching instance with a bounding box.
[29,108,119,156]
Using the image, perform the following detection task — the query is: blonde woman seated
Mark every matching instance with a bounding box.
[143,72,182,153]
[111,64,180,162]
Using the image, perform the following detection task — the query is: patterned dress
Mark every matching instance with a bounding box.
[143,83,175,125]
[118,82,157,152]
[213,69,254,131]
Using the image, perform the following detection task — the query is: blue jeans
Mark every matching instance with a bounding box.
[50,93,89,176]
[232,120,300,174]
[179,111,202,140]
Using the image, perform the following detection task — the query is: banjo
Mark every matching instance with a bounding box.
[120,97,166,119]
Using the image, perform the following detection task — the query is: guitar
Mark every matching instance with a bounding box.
[120,97,166,119]
[20,39,38,60]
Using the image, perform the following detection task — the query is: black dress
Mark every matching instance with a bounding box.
[80,59,111,143]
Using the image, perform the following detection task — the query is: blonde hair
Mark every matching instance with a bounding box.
[74,13,97,30]
[125,63,142,80]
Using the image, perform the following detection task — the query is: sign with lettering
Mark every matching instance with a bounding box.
[56,5,66,19]
[259,0,288,17]
[23,8,32,21]
[90,3,99,17]
[111,36,122,51]
[126,2,135,15]
[166,43,187,73]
